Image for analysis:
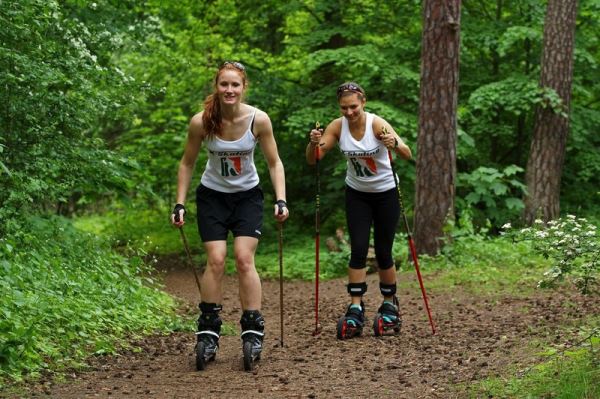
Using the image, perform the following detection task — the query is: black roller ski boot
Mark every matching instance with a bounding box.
[195,302,222,371]
[336,302,365,340]
[373,296,401,337]
[240,310,265,371]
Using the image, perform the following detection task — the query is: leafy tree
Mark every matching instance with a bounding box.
[0,0,144,232]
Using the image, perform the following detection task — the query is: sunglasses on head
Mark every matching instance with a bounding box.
[220,61,246,71]
[337,83,364,98]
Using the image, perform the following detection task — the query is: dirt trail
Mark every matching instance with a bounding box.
[15,255,600,398]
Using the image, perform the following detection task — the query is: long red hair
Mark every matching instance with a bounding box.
[202,63,248,139]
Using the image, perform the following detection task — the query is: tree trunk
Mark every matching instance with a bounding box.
[523,0,578,224]
[413,0,461,255]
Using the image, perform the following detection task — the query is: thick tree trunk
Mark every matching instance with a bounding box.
[413,0,461,255]
[524,0,578,225]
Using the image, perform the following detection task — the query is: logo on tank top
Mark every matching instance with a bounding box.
[350,157,377,177]
[220,157,242,177]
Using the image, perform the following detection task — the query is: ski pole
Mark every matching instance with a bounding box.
[178,227,202,295]
[383,127,436,335]
[313,121,323,336]
[277,211,285,347]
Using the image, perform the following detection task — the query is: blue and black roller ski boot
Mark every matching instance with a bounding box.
[195,302,222,371]
[373,296,401,337]
[336,302,365,340]
[240,310,265,371]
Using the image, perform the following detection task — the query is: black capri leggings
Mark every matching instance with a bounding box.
[345,185,400,270]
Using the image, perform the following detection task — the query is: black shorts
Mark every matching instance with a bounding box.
[196,184,264,242]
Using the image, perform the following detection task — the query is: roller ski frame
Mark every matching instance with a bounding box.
[241,331,263,371]
[195,331,219,371]
[336,303,365,340]
[373,297,401,337]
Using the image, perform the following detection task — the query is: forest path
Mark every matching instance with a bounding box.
[19,254,599,398]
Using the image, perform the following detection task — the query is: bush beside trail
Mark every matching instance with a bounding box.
[0,216,181,385]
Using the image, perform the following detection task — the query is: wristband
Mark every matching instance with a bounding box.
[172,203,186,222]
[275,200,287,215]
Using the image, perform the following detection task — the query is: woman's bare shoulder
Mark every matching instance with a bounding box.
[189,112,205,136]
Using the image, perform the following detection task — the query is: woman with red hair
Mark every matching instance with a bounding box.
[172,61,288,370]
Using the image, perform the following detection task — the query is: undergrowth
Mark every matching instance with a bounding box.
[0,216,182,386]
[468,327,600,398]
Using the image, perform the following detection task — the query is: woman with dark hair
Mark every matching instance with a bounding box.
[171,61,288,369]
[306,82,411,340]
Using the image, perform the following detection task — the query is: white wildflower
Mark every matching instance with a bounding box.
[502,223,512,229]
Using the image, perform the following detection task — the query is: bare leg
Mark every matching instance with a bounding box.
[201,241,227,303]
[233,236,260,310]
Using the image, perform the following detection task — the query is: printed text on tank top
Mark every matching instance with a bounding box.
[338,112,395,193]
[208,112,255,176]
[200,107,259,192]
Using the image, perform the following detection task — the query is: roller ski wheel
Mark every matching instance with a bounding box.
[195,341,217,371]
[336,316,359,340]
[372,314,400,336]
[373,299,401,337]
[242,335,262,371]
[336,303,365,340]
[195,333,218,371]
[242,340,254,371]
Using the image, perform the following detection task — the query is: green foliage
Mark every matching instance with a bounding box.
[0,0,149,230]
[3,0,600,236]
[73,204,187,256]
[468,328,600,399]
[456,165,527,228]
[419,234,549,295]
[0,216,179,383]
[255,225,350,280]
[504,216,600,294]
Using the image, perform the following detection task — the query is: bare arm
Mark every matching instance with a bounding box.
[305,119,341,165]
[256,110,289,222]
[172,113,204,226]
[373,116,412,160]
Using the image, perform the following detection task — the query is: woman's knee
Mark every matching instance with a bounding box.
[206,254,226,275]
[375,251,394,270]
[234,252,256,274]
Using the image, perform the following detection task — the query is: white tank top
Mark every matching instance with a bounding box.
[200,109,259,193]
[338,112,396,193]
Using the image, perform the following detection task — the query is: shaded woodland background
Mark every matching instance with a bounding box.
[1,0,599,390]
[2,0,599,243]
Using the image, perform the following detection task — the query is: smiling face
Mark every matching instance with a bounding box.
[216,69,246,106]
[338,93,366,122]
